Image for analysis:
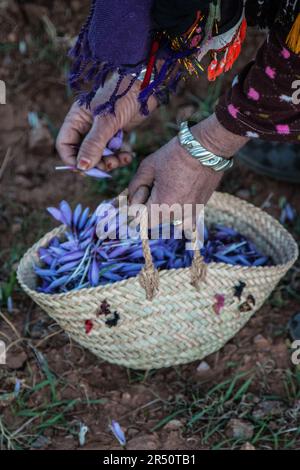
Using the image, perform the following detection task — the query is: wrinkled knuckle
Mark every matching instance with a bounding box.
[82,146,102,164]
[95,114,114,135]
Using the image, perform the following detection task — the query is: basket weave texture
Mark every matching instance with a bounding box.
[17,192,298,370]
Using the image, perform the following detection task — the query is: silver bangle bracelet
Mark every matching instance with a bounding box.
[178,121,234,172]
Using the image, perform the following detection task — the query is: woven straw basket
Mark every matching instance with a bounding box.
[17,192,298,370]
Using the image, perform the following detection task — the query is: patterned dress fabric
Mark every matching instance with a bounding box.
[216,29,300,142]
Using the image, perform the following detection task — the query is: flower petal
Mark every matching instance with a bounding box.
[59,250,85,264]
[59,201,72,226]
[88,258,100,287]
[84,168,111,179]
[78,207,90,230]
[103,148,114,157]
[109,420,126,446]
[73,203,82,228]
[107,130,123,152]
[47,207,66,225]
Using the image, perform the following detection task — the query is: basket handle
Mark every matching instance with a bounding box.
[116,190,207,300]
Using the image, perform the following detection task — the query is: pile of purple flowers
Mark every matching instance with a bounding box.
[35,201,271,294]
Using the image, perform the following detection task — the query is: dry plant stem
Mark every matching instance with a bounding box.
[0,311,21,339]
[0,148,12,180]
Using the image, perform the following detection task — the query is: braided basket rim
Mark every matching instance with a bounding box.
[17,192,299,300]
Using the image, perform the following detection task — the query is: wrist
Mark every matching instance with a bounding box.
[178,121,234,172]
[172,136,221,180]
[191,114,249,159]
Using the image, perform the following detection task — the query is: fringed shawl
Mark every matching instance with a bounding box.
[69,0,299,117]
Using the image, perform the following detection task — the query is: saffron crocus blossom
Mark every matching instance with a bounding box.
[55,165,111,179]
[106,130,123,152]
[109,420,126,447]
[35,201,271,294]
[280,202,296,225]
[14,379,21,397]
[79,424,89,447]
[7,296,13,313]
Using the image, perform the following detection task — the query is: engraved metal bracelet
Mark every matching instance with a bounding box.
[178,121,234,172]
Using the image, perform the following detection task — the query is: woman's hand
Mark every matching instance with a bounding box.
[56,74,157,173]
[128,114,249,226]
[128,136,224,227]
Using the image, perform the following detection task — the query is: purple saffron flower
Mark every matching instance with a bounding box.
[103,148,114,156]
[47,275,70,291]
[73,203,82,228]
[60,241,79,250]
[57,260,81,274]
[102,272,123,282]
[89,258,100,286]
[60,201,72,227]
[280,202,296,225]
[84,168,111,179]
[80,238,93,250]
[34,267,57,277]
[38,248,53,265]
[7,296,13,313]
[59,250,85,264]
[37,200,271,295]
[79,424,89,447]
[55,165,111,179]
[109,420,126,447]
[47,207,67,225]
[78,207,90,230]
[107,130,123,152]
[14,379,21,396]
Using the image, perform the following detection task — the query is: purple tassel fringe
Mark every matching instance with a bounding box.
[68,1,199,117]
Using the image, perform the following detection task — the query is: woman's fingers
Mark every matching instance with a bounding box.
[77,115,115,170]
[117,139,134,167]
[77,120,133,172]
[103,155,120,171]
[56,104,92,166]
[130,185,151,205]
[57,71,157,170]
[77,75,140,170]
[117,151,133,167]
[96,152,133,172]
[55,138,78,166]
[128,156,155,202]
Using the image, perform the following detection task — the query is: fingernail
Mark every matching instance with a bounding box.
[78,159,90,170]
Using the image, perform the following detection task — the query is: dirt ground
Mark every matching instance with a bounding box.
[0,1,299,451]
